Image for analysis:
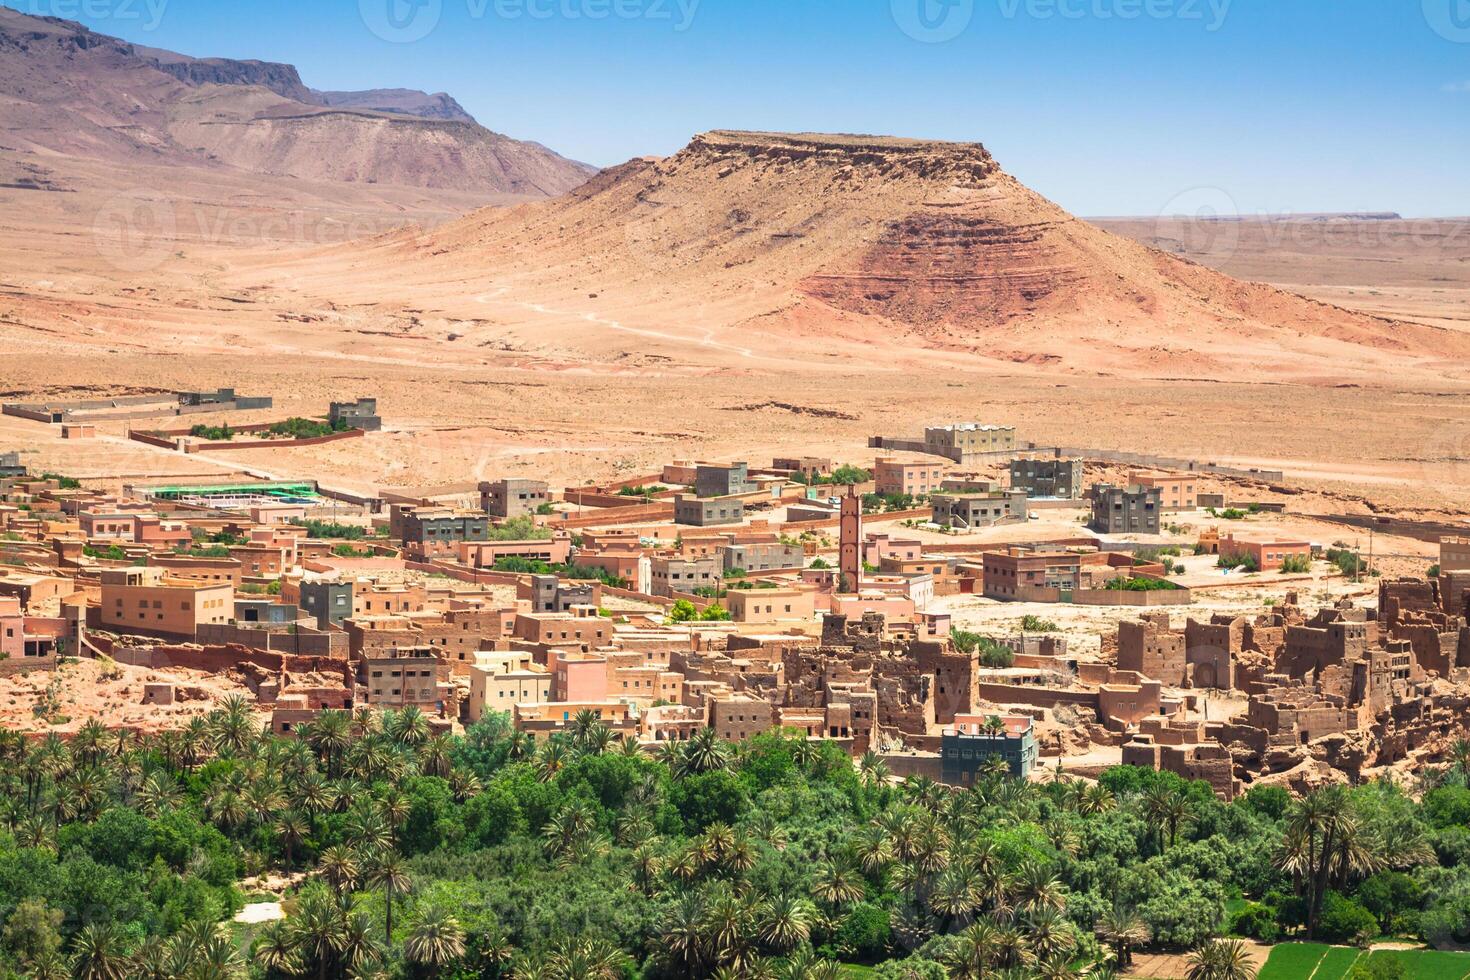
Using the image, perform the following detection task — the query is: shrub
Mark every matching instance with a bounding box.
[1281,554,1312,574]
[1218,553,1260,573]
[1355,871,1423,937]
[1021,615,1058,633]
[1326,547,1368,577]
[1229,901,1281,942]
[291,519,369,540]
[487,515,552,541]
[1103,576,1182,591]
[1316,890,1379,946]
[1349,957,1407,980]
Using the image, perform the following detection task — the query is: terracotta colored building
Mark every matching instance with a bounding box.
[97,567,232,639]
[1131,473,1198,512]
[873,457,946,498]
[1219,534,1312,571]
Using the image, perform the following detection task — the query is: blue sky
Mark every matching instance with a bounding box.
[31,0,1470,216]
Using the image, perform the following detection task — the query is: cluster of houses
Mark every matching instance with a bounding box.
[1,419,1463,796]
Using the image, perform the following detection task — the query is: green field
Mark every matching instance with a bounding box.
[1258,944,1470,980]
[1315,946,1366,980]
[1361,949,1470,980]
[1259,943,1339,980]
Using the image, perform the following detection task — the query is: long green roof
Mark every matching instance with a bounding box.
[145,481,318,500]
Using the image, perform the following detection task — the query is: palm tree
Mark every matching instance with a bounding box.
[379,789,412,843]
[544,936,627,979]
[1277,785,1375,938]
[1449,736,1470,775]
[662,892,708,975]
[404,903,466,974]
[318,844,359,895]
[70,922,131,980]
[343,803,393,853]
[212,694,258,756]
[338,909,385,977]
[1024,905,1075,964]
[419,734,454,778]
[1097,906,1150,968]
[681,727,731,775]
[757,891,814,953]
[1080,783,1116,815]
[365,850,413,946]
[1185,938,1258,980]
[390,706,431,747]
[251,921,302,977]
[812,858,866,909]
[857,751,891,790]
[292,886,347,980]
[274,809,310,871]
[536,740,568,783]
[946,919,1001,979]
[700,888,757,970]
[306,710,352,776]
[1143,784,1194,851]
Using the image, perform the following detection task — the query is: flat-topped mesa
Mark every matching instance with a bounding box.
[681,130,999,185]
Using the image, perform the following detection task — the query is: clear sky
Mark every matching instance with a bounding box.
[32,0,1470,217]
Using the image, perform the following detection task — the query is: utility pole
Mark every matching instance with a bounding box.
[1368,528,1375,581]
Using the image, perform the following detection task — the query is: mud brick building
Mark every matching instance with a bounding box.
[1117,614,1187,685]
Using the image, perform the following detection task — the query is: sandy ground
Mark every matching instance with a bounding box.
[1,139,1465,518]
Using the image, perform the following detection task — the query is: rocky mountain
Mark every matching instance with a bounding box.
[360,130,1469,380]
[138,47,315,102]
[310,88,477,123]
[0,5,593,197]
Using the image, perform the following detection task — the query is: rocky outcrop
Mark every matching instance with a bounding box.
[311,88,477,123]
[148,56,313,102]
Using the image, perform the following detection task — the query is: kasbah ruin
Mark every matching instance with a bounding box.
[3,392,1469,801]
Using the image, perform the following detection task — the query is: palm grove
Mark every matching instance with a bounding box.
[6,701,1470,979]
